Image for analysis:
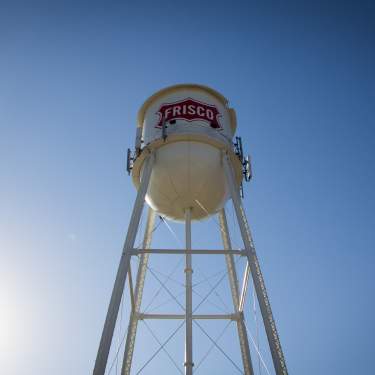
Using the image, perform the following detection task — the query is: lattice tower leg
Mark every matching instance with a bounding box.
[121,208,156,375]
[222,152,289,375]
[93,152,155,375]
[218,209,254,375]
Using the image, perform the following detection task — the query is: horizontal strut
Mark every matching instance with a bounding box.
[130,248,245,255]
[138,313,239,320]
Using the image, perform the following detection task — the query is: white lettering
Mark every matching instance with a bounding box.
[188,104,196,115]
[173,106,181,116]
[164,107,172,119]
[206,109,214,120]
[197,106,204,116]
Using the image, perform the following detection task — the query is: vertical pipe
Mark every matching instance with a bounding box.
[93,152,154,375]
[184,208,193,375]
[222,152,288,375]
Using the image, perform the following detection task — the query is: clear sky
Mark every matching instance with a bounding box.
[1,1,374,374]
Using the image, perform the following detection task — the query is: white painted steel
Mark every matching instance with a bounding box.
[131,248,244,255]
[222,152,288,375]
[93,86,289,375]
[122,208,156,375]
[132,84,242,221]
[218,209,254,375]
[239,263,251,313]
[127,264,135,312]
[138,314,237,320]
[145,141,231,221]
[139,84,236,147]
[93,153,154,375]
[184,208,193,375]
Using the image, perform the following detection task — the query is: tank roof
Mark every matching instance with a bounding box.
[137,83,231,129]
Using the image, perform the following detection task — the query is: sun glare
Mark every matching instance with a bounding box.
[0,285,24,356]
[0,295,14,352]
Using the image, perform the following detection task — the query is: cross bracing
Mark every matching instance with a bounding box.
[93,151,288,375]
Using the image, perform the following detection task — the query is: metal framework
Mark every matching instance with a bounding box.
[93,150,288,375]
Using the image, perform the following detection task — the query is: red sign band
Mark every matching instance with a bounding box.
[155,98,222,129]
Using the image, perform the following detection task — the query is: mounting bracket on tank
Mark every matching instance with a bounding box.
[162,118,168,141]
[128,127,146,175]
[233,136,252,182]
[135,127,143,156]
[126,148,135,175]
[233,136,252,198]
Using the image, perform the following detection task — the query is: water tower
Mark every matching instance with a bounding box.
[93,84,288,375]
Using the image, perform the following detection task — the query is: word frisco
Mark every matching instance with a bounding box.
[155,98,222,129]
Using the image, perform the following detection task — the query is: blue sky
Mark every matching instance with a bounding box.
[1,1,374,374]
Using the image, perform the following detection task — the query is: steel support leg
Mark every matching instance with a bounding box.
[184,208,193,375]
[93,152,155,375]
[222,152,288,375]
[218,209,254,375]
[121,208,156,375]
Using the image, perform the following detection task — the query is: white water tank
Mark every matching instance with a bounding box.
[131,84,243,221]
